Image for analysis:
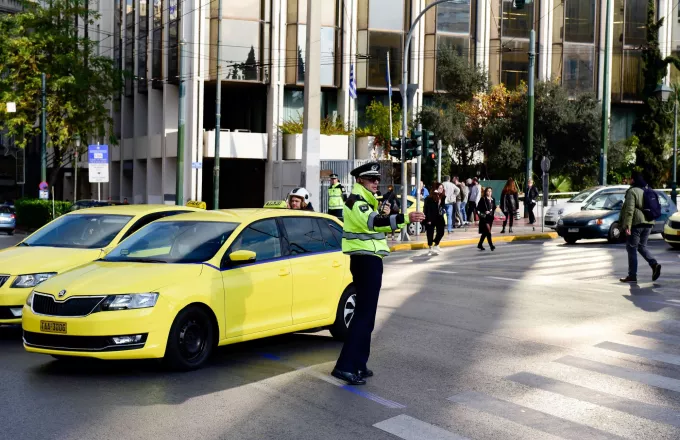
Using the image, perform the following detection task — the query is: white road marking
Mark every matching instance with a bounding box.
[373,415,470,440]
[486,276,521,282]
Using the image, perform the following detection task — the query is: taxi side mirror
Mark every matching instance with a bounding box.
[229,250,257,264]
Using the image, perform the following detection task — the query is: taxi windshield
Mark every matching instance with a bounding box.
[23,214,133,249]
[104,221,239,264]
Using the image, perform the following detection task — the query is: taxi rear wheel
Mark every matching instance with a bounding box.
[164,306,215,371]
[329,286,356,341]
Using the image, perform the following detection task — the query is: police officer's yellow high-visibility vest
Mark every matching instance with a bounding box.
[328,183,344,210]
[342,183,409,258]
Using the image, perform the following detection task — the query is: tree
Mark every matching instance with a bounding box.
[243,46,257,81]
[0,0,123,193]
[632,0,680,186]
[362,100,401,148]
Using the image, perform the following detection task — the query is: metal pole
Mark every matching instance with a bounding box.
[176,39,186,206]
[600,0,612,185]
[301,0,321,210]
[74,151,77,202]
[41,73,47,183]
[525,30,535,218]
[415,123,422,237]
[213,0,223,210]
[387,50,393,143]
[437,139,442,182]
[401,0,453,242]
[673,98,678,205]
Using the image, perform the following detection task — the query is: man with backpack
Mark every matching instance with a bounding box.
[619,171,662,283]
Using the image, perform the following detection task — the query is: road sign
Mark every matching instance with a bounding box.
[191,162,202,169]
[39,190,49,200]
[88,145,109,183]
[541,156,551,173]
[39,181,48,190]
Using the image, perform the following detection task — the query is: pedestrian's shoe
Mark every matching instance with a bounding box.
[500,228,506,234]
[357,369,374,379]
[653,264,662,281]
[619,276,638,283]
[509,228,514,233]
[434,245,442,253]
[331,369,366,385]
[490,245,496,252]
[477,244,485,251]
[532,227,536,232]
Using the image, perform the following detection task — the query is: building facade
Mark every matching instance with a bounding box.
[90,0,678,207]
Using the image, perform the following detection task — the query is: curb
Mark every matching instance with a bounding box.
[389,232,559,252]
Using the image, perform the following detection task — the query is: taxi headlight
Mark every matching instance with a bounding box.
[100,293,159,311]
[12,273,57,288]
[25,291,35,306]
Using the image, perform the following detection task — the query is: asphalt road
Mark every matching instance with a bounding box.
[2,236,680,440]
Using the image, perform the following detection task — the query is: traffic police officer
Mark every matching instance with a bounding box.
[331,162,425,385]
[327,173,346,219]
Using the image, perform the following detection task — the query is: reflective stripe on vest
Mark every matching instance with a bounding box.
[343,232,386,241]
[328,184,344,209]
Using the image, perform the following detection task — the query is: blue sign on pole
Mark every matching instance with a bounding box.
[88,145,109,183]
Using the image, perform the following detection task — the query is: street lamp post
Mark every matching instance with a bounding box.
[654,83,677,205]
[73,133,81,202]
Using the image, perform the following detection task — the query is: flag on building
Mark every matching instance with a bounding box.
[349,65,357,99]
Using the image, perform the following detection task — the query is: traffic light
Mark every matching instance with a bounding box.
[423,130,435,160]
[404,129,423,160]
[513,0,526,9]
[389,139,402,160]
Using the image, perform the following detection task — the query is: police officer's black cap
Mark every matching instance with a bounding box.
[329,173,338,179]
[350,162,381,178]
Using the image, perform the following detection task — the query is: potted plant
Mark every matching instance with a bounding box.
[281,115,352,160]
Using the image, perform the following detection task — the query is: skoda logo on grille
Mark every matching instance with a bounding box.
[57,290,67,298]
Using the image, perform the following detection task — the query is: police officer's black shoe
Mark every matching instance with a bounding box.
[358,369,374,379]
[331,368,366,385]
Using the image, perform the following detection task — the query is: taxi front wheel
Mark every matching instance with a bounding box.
[164,306,215,371]
[329,286,356,341]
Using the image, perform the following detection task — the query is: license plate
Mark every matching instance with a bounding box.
[40,321,67,334]
[568,228,579,233]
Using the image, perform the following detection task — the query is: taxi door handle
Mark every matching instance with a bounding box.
[278,268,291,277]
[332,261,342,268]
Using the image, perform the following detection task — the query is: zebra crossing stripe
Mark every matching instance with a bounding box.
[507,372,680,428]
[373,415,470,440]
[595,341,680,367]
[630,329,680,346]
[447,391,626,440]
[556,355,680,393]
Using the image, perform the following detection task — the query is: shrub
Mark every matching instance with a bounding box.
[14,198,72,230]
[279,114,352,136]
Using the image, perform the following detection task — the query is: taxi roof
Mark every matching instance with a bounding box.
[154,208,339,224]
[65,204,202,217]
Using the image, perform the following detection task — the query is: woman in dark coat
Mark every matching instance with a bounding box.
[500,178,519,233]
[424,182,446,254]
[477,187,496,251]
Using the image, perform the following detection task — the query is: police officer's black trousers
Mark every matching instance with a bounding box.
[335,254,383,373]
[328,209,343,220]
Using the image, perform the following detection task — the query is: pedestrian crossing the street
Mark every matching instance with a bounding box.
[371,318,680,440]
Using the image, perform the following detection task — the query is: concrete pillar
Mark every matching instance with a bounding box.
[538,0,553,81]
[301,0,322,211]
[339,0,357,127]
[476,0,488,70]
[597,0,613,101]
[410,0,424,117]
[659,0,673,85]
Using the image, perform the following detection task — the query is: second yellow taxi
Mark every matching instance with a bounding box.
[22,209,354,370]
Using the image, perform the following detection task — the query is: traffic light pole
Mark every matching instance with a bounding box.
[525,29,535,218]
[213,0,223,210]
[415,123,423,237]
[400,0,452,241]
[437,139,442,182]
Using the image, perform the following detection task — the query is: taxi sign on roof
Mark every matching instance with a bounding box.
[187,200,207,209]
[264,200,288,209]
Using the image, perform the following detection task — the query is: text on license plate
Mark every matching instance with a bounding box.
[40,321,67,334]
[568,228,579,233]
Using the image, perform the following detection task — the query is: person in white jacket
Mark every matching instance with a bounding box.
[467,178,482,224]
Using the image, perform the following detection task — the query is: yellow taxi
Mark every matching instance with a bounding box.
[663,212,680,249]
[0,205,198,324]
[22,209,354,370]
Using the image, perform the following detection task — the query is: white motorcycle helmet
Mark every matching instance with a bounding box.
[287,187,310,204]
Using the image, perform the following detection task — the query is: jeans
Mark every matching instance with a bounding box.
[459,202,468,223]
[626,227,658,278]
[426,217,445,246]
[445,203,455,232]
[335,255,383,373]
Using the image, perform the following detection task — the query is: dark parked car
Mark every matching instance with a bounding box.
[556,189,677,244]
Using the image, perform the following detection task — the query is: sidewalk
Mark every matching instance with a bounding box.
[389,219,558,252]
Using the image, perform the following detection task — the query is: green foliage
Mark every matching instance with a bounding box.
[608,135,639,184]
[550,175,573,193]
[632,0,680,186]
[0,0,123,187]
[14,198,71,229]
[436,46,488,102]
[279,114,352,136]
[363,100,401,146]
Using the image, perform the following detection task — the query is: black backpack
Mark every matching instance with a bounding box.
[642,187,662,221]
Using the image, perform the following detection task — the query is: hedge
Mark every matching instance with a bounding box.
[14,198,73,230]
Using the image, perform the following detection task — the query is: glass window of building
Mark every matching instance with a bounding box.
[138,0,148,94]
[424,0,474,92]
[501,40,529,90]
[564,0,595,43]
[610,0,646,102]
[501,0,534,39]
[369,0,405,31]
[562,46,595,94]
[124,0,135,97]
[152,0,162,88]
[494,0,535,89]
[168,0,179,83]
[286,0,338,87]
[367,31,402,88]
